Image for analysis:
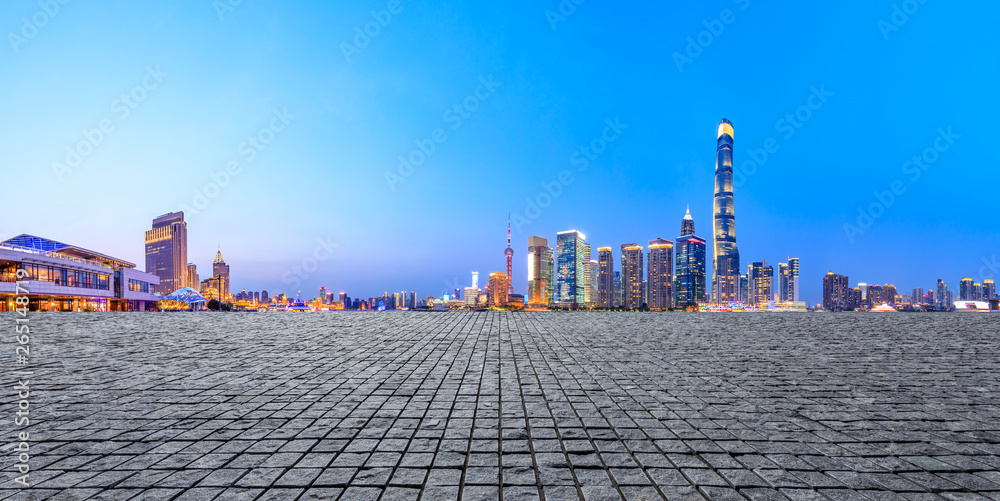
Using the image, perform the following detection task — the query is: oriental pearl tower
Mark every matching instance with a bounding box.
[505,214,514,294]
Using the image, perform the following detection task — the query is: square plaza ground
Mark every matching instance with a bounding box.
[3,312,999,500]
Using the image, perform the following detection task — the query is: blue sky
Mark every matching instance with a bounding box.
[2,1,997,304]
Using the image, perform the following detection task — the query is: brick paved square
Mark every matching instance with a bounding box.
[4,312,1000,499]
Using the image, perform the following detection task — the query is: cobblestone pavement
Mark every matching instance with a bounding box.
[3,312,1000,500]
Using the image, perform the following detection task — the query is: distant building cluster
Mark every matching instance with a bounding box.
[821,273,993,311]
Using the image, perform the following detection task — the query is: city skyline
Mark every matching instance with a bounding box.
[2,2,996,304]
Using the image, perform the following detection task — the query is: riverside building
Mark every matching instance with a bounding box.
[1,234,160,312]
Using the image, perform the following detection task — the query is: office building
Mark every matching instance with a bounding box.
[556,230,587,306]
[647,239,674,310]
[597,247,614,308]
[823,271,850,311]
[621,243,644,309]
[487,272,509,306]
[582,244,593,305]
[674,208,706,308]
[212,248,231,301]
[527,236,554,306]
[319,286,327,303]
[1,234,159,312]
[711,119,741,303]
[186,264,199,292]
[144,211,187,294]
[984,280,995,301]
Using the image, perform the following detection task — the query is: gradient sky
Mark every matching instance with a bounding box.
[2,1,998,305]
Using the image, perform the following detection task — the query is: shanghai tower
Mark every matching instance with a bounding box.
[712,119,740,303]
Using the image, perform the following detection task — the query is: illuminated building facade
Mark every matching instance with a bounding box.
[711,119,741,304]
[487,272,509,306]
[749,260,773,308]
[823,271,850,311]
[589,258,599,307]
[212,249,230,301]
[786,257,799,301]
[620,243,644,309]
[647,239,673,310]
[556,230,587,306]
[1,234,159,312]
[985,280,995,301]
[527,236,553,306]
[582,244,593,305]
[597,247,614,308]
[187,263,199,292]
[960,277,974,300]
[504,216,514,294]
[145,211,187,294]
[674,208,706,308]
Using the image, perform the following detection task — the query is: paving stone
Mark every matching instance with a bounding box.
[16,312,1000,498]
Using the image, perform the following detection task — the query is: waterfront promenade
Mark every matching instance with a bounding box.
[4,312,999,499]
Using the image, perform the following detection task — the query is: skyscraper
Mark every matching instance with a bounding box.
[960,278,973,300]
[787,257,800,301]
[527,236,554,306]
[556,230,587,306]
[620,244,644,309]
[213,248,230,301]
[936,279,948,308]
[778,263,790,302]
[674,208,706,308]
[823,271,849,311]
[582,244,593,305]
[647,239,674,310]
[145,211,187,294]
[319,286,327,303]
[597,247,614,308]
[711,119,740,304]
[504,215,514,294]
[749,260,773,308]
[984,280,995,301]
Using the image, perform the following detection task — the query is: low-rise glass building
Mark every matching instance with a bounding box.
[0,234,160,312]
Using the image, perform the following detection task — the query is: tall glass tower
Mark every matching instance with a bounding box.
[675,208,706,308]
[712,119,740,303]
[556,230,587,306]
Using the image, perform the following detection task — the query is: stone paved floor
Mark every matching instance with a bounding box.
[3,311,1000,500]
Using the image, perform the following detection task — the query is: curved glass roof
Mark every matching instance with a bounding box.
[162,287,208,304]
